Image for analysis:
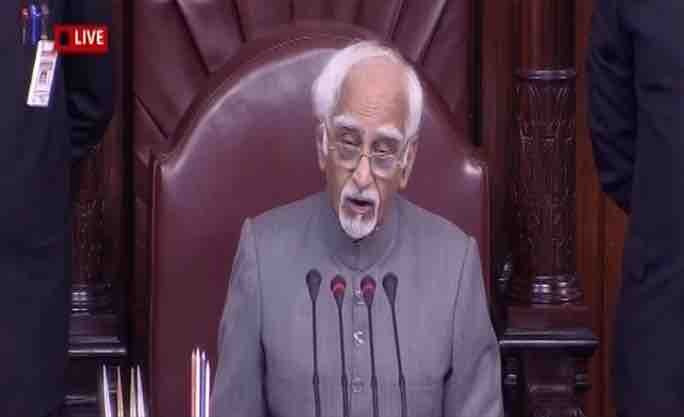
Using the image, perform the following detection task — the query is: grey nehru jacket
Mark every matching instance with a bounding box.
[210,191,503,417]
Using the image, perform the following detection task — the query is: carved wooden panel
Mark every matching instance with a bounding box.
[501,325,598,417]
[71,143,111,314]
[510,69,582,304]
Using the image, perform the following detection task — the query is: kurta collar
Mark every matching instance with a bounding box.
[318,190,399,272]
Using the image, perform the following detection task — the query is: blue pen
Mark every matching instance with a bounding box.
[29,3,42,46]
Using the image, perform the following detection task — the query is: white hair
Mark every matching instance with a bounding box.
[312,41,424,142]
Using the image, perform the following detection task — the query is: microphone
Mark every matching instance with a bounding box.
[383,273,407,417]
[330,276,350,417]
[361,276,379,417]
[306,269,322,417]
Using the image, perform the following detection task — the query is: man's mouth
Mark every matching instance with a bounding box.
[345,196,376,215]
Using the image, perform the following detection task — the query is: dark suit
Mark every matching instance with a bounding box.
[588,1,684,416]
[0,1,112,415]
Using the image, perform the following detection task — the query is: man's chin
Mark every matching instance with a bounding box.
[342,205,374,221]
[339,214,377,240]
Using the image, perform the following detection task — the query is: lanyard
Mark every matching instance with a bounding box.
[20,0,51,45]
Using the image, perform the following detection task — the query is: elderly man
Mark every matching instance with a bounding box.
[211,41,502,417]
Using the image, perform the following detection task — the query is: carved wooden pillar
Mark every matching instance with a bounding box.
[69,144,127,411]
[510,0,580,305]
[71,143,110,315]
[501,1,598,416]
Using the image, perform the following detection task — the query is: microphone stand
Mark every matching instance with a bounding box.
[331,276,350,417]
[306,269,322,417]
[361,276,379,417]
[383,273,407,417]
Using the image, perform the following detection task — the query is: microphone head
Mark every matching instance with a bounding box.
[306,269,322,302]
[360,276,377,307]
[330,275,347,308]
[382,273,398,305]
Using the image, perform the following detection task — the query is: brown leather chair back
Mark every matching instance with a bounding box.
[131,0,473,218]
[148,23,488,417]
[133,0,473,152]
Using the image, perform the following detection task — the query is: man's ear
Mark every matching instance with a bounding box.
[316,122,328,172]
[399,140,418,189]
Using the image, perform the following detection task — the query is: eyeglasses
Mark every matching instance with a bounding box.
[326,131,409,179]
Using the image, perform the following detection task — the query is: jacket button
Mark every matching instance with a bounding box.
[353,330,365,346]
[353,289,365,306]
[351,377,364,393]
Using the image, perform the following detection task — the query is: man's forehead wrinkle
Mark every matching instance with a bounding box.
[332,114,403,145]
[342,88,406,130]
[353,96,389,117]
[341,74,406,114]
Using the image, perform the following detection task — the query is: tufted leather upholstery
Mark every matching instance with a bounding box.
[132,2,474,319]
[146,22,487,417]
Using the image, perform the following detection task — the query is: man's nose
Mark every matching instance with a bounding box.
[352,155,373,190]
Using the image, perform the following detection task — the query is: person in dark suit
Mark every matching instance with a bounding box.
[0,1,112,416]
[588,1,684,416]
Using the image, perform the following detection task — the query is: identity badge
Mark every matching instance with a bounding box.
[26,40,58,107]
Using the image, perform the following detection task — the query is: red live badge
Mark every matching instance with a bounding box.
[54,25,109,54]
